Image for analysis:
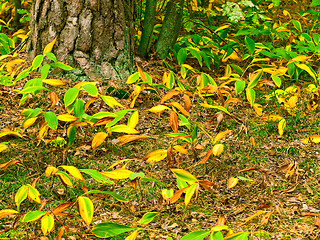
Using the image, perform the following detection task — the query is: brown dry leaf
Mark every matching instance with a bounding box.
[117,135,147,146]
[167,145,175,165]
[167,102,190,116]
[285,162,296,178]
[199,180,215,192]
[0,160,19,170]
[160,90,180,104]
[314,218,320,228]
[93,117,116,126]
[250,136,255,147]
[49,92,59,108]
[199,148,213,164]
[217,216,226,225]
[127,179,138,190]
[183,94,191,112]
[260,211,272,225]
[227,177,239,189]
[170,187,187,204]
[137,64,147,82]
[170,110,179,133]
[53,202,74,215]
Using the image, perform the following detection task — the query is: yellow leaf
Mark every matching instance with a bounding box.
[212,144,224,156]
[100,95,125,108]
[301,135,320,144]
[125,230,139,240]
[214,130,232,144]
[215,25,230,32]
[237,210,268,227]
[55,172,73,187]
[173,145,188,154]
[227,177,239,189]
[130,85,142,108]
[22,117,38,129]
[101,169,133,179]
[0,129,22,138]
[127,111,139,129]
[42,79,66,86]
[92,132,108,148]
[77,196,94,225]
[261,114,283,121]
[148,105,170,113]
[289,55,310,63]
[6,59,24,73]
[167,102,190,116]
[57,114,78,122]
[253,103,263,116]
[294,63,316,81]
[144,149,167,163]
[73,81,96,89]
[45,166,58,177]
[0,209,19,219]
[278,118,286,136]
[283,10,291,18]
[288,95,298,108]
[185,183,198,206]
[0,144,8,153]
[108,125,139,134]
[41,214,54,235]
[171,169,198,184]
[38,124,49,139]
[60,166,84,181]
[27,184,41,204]
[43,37,57,54]
[161,189,174,200]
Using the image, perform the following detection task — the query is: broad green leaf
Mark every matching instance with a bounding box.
[311,0,320,6]
[82,84,98,97]
[271,75,281,87]
[79,169,114,184]
[138,212,158,224]
[45,52,57,62]
[106,109,134,127]
[74,99,85,120]
[82,190,128,202]
[20,86,48,94]
[126,72,140,84]
[210,231,223,240]
[44,111,58,130]
[247,70,262,88]
[64,88,79,108]
[177,48,187,65]
[292,20,302,32]
[91,222,136,238]
[41,214,54,235]
[180,231,210,240]
[245,36,255,55]
[41,64,51,80]
[21,210,46,222]
[78,196,94,225]
[235,80,245,94]
[55,62,73,71]
[32,55,44,70]
[171,169,198,184]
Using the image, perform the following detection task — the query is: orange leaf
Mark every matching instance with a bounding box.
[0,160,19,170]
[261,211,272,225]
[214,130,232,144]
[52,202,74,215]
[117,135,147,146]
[160,90,180,104]
[49,92,59,108]
[183,94,191,112]
[167,102,190,116]
[199,148,213,164]
[170,110,179,133]
[92,132,108,148]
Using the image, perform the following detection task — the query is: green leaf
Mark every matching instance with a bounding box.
[74,99,85,121]
[129,172,145,180]
[247,70,263,88]
[68,126,76,145]
[311,0,320,6]
[106,109,134,127]
[91,222,136,238]
[41,64,51,80]
[292,20,302,32]
[246,88,255,106]
[138,212,158,224]
[64,88,79,108]
[55,62,73,71]
[82,84,98,97]
[21,210,46,222]
[79,169,114,184]
[82,190,128,202]
[32,55,44,70]
[20,86,48,94]
[126,72,140,84]
[44,111,58,130]
[210,231,223,240]
[235,80,246,94]
[271,75,281,87]
[185,183,198,206]
[45,52,57,62]
[171,169,198,184]
[245,36,255,55]
[272,0,280,7]
[180,231,210,240]
[177,48,187,65]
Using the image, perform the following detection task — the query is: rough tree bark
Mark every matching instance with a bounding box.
[29,0,135,81]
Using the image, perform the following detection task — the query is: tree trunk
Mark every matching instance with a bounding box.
[29,0,135,81]
[155,0,184,59]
